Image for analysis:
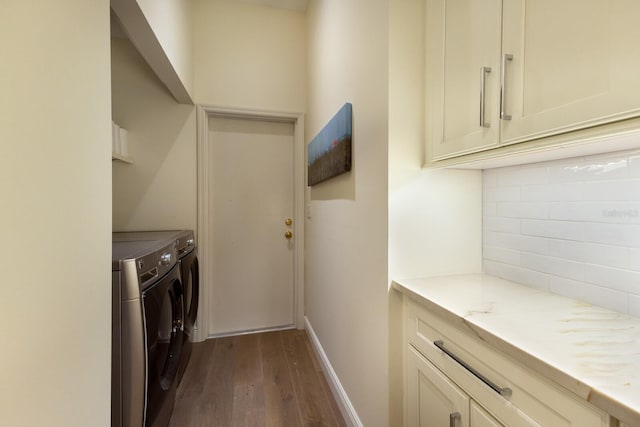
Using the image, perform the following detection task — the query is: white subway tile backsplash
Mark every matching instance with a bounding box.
[497,264,550,291]
[584,223,640,247]
[483,169,498,189]
[484,246,521,265]
[483,149,640,316]
[484,186,521,202]
[521,253,584,282]
[628,154,640,176]
[584,264,640,294]
[547,202,588,222]
[498,202,548,219]
[496,166,549,186]
[583,179,640,201]
[547,240,587,262]
[522,182,584,202]
[549,202,640,224]
[522,219,584,241]
[549,277,628,313]
[483,216,520,233]
[629,294,640,318]
[549,240,629,269]
[597,203,640,224]
[483,259,500,276]
[495,232,549,255]
[484,230,498,246]
[630,249,640,271]
[483,202,498,218]
[549,157,630,183]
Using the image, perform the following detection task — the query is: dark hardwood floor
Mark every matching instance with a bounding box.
[169,329,347,427]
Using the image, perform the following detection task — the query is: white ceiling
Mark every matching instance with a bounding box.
[232,0,309,11]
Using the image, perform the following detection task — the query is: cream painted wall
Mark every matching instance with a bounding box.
[388,0,482,281]
[389,0,426,192]
[136,0,194,95]
[0,2,112,426]
[305,1,389,426]
[193,0,307,112]
[111,37,197,232]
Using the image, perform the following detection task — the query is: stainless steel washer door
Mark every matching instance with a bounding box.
[142,267,183,427]
[181,249,199,338]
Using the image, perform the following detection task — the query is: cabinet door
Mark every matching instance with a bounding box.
[427,0,502,161]
[501,0,640,144]
[407,345,470,427]
[470,401,504,427]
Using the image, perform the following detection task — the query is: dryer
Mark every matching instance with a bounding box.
[112,239,184,427]
[113,230,199,384]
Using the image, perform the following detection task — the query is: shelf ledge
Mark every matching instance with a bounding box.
[112,152,134,164]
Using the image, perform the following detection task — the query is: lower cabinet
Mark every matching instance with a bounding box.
[404,298,611,427]
[408,344,470,426]
[408,345,532,427]
[470,401,504,427]
[408,344,505,427]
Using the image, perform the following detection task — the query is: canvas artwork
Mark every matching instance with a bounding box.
[307,103,352,186]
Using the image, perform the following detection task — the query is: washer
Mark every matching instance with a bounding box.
[113,231,199,384]
[112,239,184,427]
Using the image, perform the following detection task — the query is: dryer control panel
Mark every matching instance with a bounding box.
[136,240,178,289]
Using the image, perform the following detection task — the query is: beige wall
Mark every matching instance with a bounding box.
[388,0,482,281]
[193,0,307,111]
[305,1,389,426]
[111,37,197,232]
[0,2,112,426]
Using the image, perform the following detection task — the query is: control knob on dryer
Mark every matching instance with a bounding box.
[159,253,172,266]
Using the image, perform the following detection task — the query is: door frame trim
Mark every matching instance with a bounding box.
[195,104,305,342]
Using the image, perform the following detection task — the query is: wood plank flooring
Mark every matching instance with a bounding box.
[169,329,347,427]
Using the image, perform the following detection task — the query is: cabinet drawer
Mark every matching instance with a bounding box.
[406,298,610,427]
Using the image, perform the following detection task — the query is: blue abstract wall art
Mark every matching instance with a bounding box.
[307,103,352,186]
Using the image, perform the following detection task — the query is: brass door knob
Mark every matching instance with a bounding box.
[284,231,293,239]
[285,218,293,226]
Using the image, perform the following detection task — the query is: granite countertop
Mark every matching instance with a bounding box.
[392,273,640,426]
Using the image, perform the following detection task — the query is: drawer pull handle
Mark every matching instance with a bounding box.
[449,412,461,427]
[434,340,512,398]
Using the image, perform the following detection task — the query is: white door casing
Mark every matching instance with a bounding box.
[196,105,305,341]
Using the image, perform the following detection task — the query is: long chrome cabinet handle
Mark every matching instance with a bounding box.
[480,66,491,128]
[450,412,461,427]
[500,53,513,120]
[434,340,512,397]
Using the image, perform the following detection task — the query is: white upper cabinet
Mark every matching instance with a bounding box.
[501,0,640,145]
[426,0,640,163]
[428,0,503,160]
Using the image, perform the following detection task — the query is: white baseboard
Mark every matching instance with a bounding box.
[304,316,363,427]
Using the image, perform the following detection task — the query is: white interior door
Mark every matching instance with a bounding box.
[208,116,295,336]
